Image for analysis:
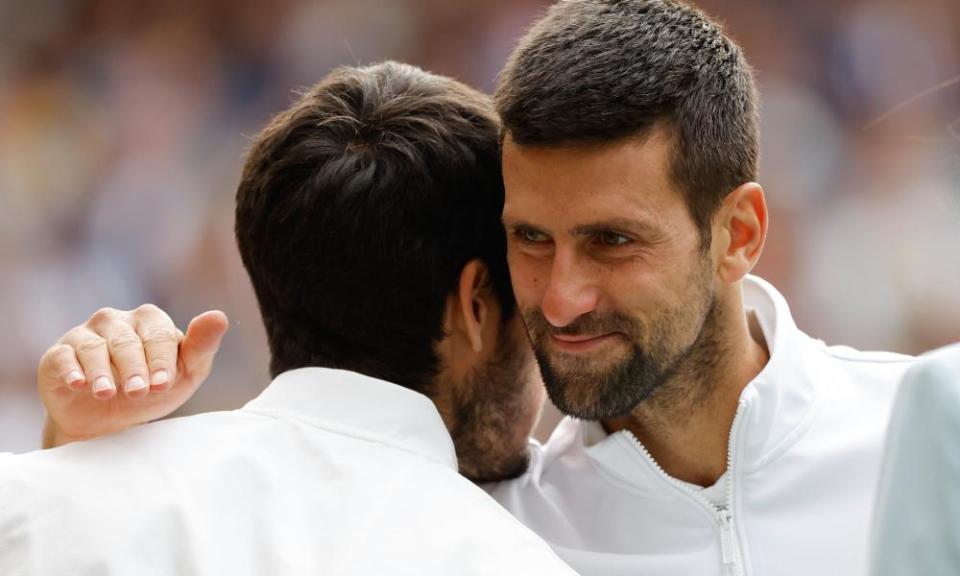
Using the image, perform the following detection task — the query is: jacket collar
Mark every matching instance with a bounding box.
[736,275,820,470]
[573,275,820,482]
[242,367,457,469]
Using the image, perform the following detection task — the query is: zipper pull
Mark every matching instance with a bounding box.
[718,511,736,565]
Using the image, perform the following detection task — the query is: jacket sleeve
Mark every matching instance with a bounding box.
[868,344,960,576]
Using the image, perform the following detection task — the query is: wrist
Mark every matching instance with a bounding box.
[41,415,87,449]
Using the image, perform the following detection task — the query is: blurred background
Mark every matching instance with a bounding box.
[1,0,958,453]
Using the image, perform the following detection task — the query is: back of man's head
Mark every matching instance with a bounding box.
[495,0,759,247]
[236,61,514,391]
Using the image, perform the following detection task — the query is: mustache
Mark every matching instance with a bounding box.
[523,308,642,338]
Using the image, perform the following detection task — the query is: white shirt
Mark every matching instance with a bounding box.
[487,275,916,576]
[0,368,576,576]
[869,344,960,576]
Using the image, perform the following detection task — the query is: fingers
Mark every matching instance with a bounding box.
[46,306,225,402]
[65,322,118,400]
[87,308,150,399]
[38,343,87,392]
[179,310,229,383]
[132,304,180,392]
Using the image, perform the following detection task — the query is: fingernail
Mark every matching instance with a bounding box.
[66,370,84,385]
[151,370,169,386]
[126,375,148,392]
[93,377,115,394]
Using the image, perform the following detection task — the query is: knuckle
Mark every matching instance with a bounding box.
[48,343,74,361]
[147,352,173,370]
[59,327,81,345]
[135,303,162,317]
[39,344,72,370]
[107,333,143,352]
[88,307,118,326]
[74,336,108,356]
[140,327,179,346]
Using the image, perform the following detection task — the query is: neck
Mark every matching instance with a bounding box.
[602,287,769,487]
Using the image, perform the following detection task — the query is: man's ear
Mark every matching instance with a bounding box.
[714,182,768,284]
[445,259,491,354]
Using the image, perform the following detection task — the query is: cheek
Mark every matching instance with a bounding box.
[628,259,710,323]
[591,263,647,313]
[507,254,547,307]
[596,266,689,329]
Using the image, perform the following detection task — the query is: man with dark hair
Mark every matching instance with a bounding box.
[0,61,576,575]
[22,1,927,575]
[489,1,916,575]
[233,61,531,481]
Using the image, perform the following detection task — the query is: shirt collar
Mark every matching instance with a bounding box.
[242,367,457,469]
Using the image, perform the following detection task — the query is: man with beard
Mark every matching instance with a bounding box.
[489,1,917,575]
[27,1,927,575]
[0,61,576,575]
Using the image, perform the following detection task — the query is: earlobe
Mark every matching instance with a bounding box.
[718,183,767,283]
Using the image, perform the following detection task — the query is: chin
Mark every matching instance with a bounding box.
[459,448,532,484]
[543,372,651,421]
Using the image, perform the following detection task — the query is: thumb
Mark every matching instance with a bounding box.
[179,310,229,382]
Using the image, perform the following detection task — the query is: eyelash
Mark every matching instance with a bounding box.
[512,228,635,251]
[595,231,632,247]
[514,228,551,244]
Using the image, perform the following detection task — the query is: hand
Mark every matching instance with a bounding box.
[38,305,229,448]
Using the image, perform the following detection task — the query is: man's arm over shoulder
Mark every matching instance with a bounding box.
[37,305,226,448]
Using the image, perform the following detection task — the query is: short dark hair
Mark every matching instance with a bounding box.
[495,0,759,246]
[236,61,514,391]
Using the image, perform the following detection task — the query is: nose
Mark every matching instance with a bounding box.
[540,251,599,328]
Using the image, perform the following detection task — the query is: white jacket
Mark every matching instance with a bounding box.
[0,368,577,576]
[488,276,916,576]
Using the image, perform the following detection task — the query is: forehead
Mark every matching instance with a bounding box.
[501,128,690,229]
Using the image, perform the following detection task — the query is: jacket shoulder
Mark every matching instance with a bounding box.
[821,343,916,365]
[817,342,917,386]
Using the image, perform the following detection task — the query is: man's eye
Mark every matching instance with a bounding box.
[518,228,550,243]
[598,231,630,246]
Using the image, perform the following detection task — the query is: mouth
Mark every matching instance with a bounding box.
[549,332,622,353]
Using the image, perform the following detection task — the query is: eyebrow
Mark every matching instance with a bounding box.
[571,218,663,238]
[501,217,542,231]
[502,216,667,244]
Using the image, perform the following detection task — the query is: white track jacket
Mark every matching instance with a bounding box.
[488,276,917,576]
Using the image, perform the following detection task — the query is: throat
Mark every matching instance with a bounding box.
[602,310,769,487]
[602,381,737,487]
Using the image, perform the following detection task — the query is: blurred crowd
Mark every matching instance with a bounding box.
[1,0,958,452]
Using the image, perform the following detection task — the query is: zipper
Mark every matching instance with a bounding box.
[718,510,736,565]
[622,400,749,576]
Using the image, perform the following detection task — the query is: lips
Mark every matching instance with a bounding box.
[550,332,620,352]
